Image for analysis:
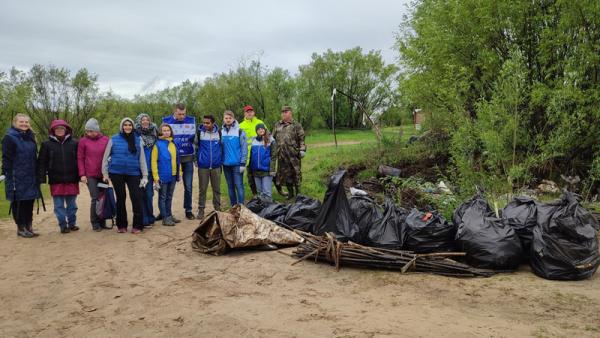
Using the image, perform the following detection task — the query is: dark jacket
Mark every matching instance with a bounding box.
[2,127,40,201]
[37,120,79,185]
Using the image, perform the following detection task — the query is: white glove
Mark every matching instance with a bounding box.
[140,178,148,188]
[269,171,276,177]
[299,151,306,158]
[239,166,246,174]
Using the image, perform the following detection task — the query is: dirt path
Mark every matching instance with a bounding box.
[1,181,600,337]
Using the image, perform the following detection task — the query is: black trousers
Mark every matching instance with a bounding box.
[11,200,34,227]
[110,174,143,230]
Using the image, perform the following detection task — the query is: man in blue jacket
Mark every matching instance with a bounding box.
[196,115,222,220]
[163,103,196,220]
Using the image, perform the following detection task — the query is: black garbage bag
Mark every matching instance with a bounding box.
[313,170,360,241]
[402,209,456,253]
[454,195,523,270]
[258,203,289,224]
[246,195,275,214]
[531,192,600,280]
[366,198,407,249]
[349,195,383,240]
[503,196,538,255]
[283,195,322,232]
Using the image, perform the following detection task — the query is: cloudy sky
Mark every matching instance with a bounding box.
[1,0,410,98]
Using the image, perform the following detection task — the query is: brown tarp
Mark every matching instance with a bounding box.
[192,204,304,255]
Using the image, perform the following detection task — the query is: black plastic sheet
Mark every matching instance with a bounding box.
[503,196,537,256]
[283,195,322,232]
[402,209,456,253]
[313,170,361,242]
[531,192,600,280]
[454,195,523,270]
[366,198,407,249]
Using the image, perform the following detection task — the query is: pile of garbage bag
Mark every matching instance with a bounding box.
[243,169,599,280]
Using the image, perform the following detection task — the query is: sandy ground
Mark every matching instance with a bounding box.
[1,180,600,338]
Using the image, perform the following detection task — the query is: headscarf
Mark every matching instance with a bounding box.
[120,117,137,154]
[135,113,158,148]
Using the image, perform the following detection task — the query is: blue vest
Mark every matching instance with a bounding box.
[221,121,246,166]
[197,125,223,169]
[250,137,273,172]
[108,133,142,176]
[155,139,179,183]
[163,115,196,157]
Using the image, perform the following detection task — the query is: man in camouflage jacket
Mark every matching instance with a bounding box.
[272,106,306,199]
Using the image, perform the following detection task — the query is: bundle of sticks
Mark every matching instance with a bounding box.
[291,232,495,278]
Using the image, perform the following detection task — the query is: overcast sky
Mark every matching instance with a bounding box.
[1,0,410,99]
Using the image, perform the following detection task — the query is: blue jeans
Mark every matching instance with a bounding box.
[223,165,245,206]
[159,180,176,218]
[53,195,78,230]
[141,176,155,225]
[182,161,194,213]
[254,176,273,199]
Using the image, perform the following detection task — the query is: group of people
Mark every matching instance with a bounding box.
[1,104,306,238]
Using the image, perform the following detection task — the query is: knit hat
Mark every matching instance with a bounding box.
[120,117,135,132]
[85,118,101,132]
[255,123,266,132]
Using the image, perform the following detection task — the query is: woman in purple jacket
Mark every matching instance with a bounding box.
[77,118,109,231]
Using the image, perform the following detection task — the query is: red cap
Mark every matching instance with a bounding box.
[243,105,254,112]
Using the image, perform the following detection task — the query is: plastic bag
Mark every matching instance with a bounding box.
[246,195,275,214]
[283,195,322,232]
[454,195,522,270]
[313,170,360,241]
[366,198,407,249]
[258,203,289,224]
[349,195,383,240]
[503,196,537,255]
[402,209,456,253]
[531,192,600,280]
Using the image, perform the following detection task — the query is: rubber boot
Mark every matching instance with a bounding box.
[286,185,295,200]
[275,184,288,197]
[17,225,34,238]
[26,222,39,237]
[294,185,301,196]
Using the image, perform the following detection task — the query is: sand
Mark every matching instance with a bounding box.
[1,181,599,337]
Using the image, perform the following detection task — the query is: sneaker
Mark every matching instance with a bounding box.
[61,228,71,234]
[69,225,80,231]
[171,216,181,224]
[131,228,142,234]
[196,210,205,219]
[155,214,163,221]
[117,228,127,233]
[162,217,175,226]
[92,225,102,232]
[17,226,35,238]
[186,212,195,220]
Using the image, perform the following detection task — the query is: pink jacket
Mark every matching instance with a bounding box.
[77,134,109,178]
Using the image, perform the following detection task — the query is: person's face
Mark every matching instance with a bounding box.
[161,126,172,138]
[174,109,186,121]
[85,130,99,138]
[14,117,30,131]
[141,116,150,128]
[223,114,234,125]
[203,118,214,130]
[244,109,255,120]
[257,128,266,136]
[281,110,292,122]
[54,126,66,137]
[122,121,133,133]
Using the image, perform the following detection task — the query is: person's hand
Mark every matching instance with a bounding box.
[103,175,110,184]
[239,166,246,174]
[140,178,148,188]
[80,176,88,184]
[153,181,161,191]
[299,151,306,158]
[269,171,276,177]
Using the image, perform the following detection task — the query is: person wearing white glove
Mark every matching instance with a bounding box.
[101,117,148,234]
[249,124,277,199]
[299,151,306,158]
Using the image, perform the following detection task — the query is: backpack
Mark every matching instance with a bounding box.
[96,184,117,227]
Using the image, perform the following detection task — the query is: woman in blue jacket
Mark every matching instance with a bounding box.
[221,110,247,207]
[101,118,149,234]
[249,124,277,199]
[2,114,41,238]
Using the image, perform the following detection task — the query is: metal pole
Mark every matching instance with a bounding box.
[332,88,338,149]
